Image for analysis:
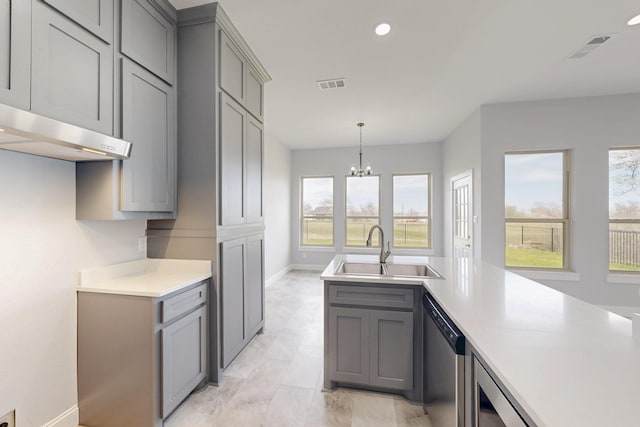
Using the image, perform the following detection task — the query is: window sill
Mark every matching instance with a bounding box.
[298,246,336,253]
[509,269,581,282]
[607,273,640,285]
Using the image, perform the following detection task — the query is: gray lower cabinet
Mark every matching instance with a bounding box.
[325,282,421,400]
[0,0,30,110]
[220,234,265,368]
[162,305,207,418]
[42,0,114,42]
[31,0,113,135]
[78,281,208,427]
[121,0,175,84]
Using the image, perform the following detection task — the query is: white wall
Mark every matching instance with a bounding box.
[290,142,443,267]
[0,151,145,427]
[479,93,640,305]
[442,108,482,259]
[264,133,292,281]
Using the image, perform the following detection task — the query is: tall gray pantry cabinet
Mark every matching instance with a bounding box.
[147,3,270,384]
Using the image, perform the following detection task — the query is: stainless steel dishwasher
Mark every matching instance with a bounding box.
[423,292,465,427]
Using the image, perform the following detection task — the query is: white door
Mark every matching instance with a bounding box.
[452,172,473,258]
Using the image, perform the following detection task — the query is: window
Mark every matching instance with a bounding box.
[393,174,430,248]
[301,176,334,246]
[504,151,568,269]
[346,176,380,246]
[609,148,640,271]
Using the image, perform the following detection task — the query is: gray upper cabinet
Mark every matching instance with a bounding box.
[220,30,264,122]
[220,31,245,104]
[246,66,264,121]
[43,0,114,43]
[121,0,175,85]
[245,115,263,223]
[220,92,245,226]
[121,59,176,212]
[0,0,30,110]
[31,0,113,135]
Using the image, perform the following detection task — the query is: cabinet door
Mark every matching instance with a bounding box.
[121,0,175,84]
[245,234,264,337]
[245,115,263,223]
[43,0,114,43]
[0,0,30,109]
[121,59,176,212]
[219,93,245,226]
[31,1,113,134]
[162,305,207,418]
[219,31,245,104]
[246,66,263,121]
[370,310,413,390]
[221,238,246,368]
[328,306,370,385]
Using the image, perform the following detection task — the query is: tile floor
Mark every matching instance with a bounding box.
[165,270,432,427]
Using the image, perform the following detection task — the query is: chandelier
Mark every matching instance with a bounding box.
[349,122,372,177]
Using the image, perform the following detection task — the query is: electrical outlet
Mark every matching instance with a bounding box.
[0,409,15,427]
[138,237,147,253]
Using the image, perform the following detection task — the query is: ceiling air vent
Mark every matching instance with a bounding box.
[317,78,346,90]
[569,34,614,59]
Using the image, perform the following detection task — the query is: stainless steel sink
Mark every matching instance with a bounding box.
[335,261,442,279]
[338,262,386,275]
[385,263,442,278]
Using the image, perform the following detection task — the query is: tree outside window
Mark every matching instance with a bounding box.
[393,174,430,248]
[609,148,640,271]
[504,151,568,269]
[301,177,334,246]
[346,176,380,246]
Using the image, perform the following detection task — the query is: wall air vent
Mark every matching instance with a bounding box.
[569,34,614,59]
[317,78,346,90]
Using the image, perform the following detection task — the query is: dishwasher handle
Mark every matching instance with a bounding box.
[423,293,465,355]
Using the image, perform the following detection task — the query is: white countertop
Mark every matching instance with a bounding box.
[78,258,212,297]
[322,254,640,427]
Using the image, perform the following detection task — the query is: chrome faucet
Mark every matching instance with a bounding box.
[366,225,391,263]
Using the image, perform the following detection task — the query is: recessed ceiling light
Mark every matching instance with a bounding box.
[628,13,640,26]
[375,22,391,36]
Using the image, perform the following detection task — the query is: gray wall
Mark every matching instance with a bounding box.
[290,142,443,267]
[0,150,145,426]
[442,108,482,259]
[442,93,640,306]
[479,93,640,305]
[264,132,292,280]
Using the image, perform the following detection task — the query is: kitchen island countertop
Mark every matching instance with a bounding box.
[78,258,212,297]
[322,254,640,427]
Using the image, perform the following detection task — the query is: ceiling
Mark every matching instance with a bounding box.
[169,0,640,150]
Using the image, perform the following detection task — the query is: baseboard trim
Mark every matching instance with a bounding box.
[265,266,291,288]
[600,305,640,319]
[290,264,325,272]
[44,405,78,427]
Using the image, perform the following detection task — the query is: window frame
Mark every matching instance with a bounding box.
[300,175,335,247]
[504,149,570,270]
[344,174,381,247]
[391,172,432,249]
[608,146,640,273]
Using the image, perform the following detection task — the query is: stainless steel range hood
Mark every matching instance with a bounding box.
[0,104,132,161]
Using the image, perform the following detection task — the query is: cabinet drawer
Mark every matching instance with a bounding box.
[329,285,414,309]
[162,282,207,323]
